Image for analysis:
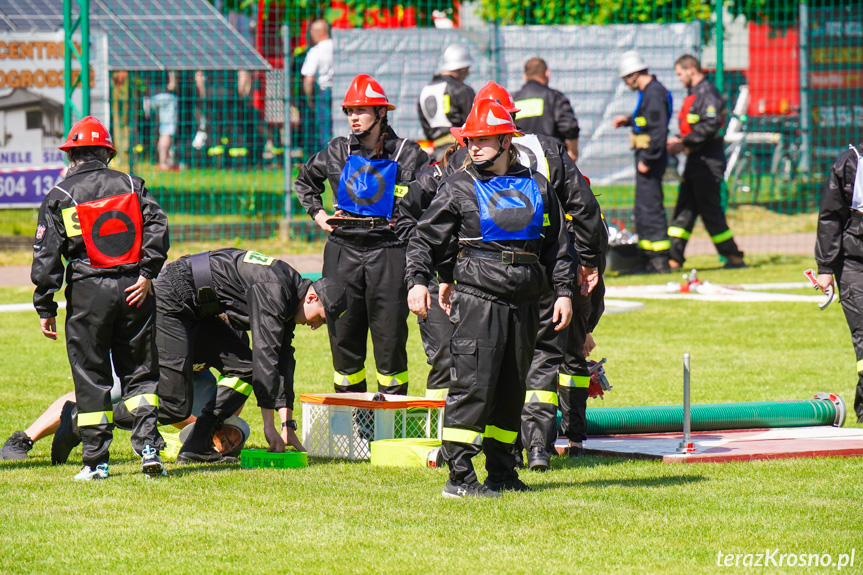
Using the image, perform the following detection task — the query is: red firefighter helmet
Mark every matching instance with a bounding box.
[342,74,396,110]
[474,81,521,114]
[459,99,523,140]
[58,116,117,158]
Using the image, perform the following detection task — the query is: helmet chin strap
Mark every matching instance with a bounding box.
[472,135,507,170]
[352,109,383,139]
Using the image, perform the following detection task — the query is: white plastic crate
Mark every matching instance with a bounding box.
[300,393,445,460]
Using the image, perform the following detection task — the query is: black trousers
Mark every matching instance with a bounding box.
[520,284,564,452]
[323,241,410,395]
[65,274,161,466]
[113,303,254,430]
[559,273,606,443]
[634,154,670,261]
[418,280,453,398]
[442,291,539,484]
[669,156,743,265]
[836,258,863,421]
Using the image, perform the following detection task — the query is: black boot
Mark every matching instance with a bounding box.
[527,446,550,472]
[176,414,236,464]
[51,401,82,465]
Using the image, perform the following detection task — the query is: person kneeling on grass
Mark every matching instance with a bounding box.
[7,248,347,471]
[1,369,244,461]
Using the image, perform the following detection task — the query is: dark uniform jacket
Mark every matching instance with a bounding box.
[418,75,475,142]
[445,135,606,268]
[513,80,580,145]
[625,76,671,166]
[679,78,725,161]
[32,161,169,318]
[816,145,863,275]
[162,248,311,409]
[293,126,430,247]
[405,163,574,304]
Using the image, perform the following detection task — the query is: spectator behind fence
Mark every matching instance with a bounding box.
[302,19,334,152]
[152,71,178,171]
[513,58,580,163]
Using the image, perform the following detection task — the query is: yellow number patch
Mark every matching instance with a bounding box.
[394,185,409,198]
[542,213,550,226]
[243,251,274,266]
[61,206,82,237]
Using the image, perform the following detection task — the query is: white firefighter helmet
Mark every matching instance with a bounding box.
[440,44,473,72]
[618,50,648,78]
[179,415,250,457]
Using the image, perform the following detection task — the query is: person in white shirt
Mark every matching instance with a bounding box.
[302,20,334,151]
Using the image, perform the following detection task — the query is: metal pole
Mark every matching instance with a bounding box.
[63,0,73,133]
[677,353,696,453]
[798,0,811,174]
[80,0,90,117]
[715,0,724,94]
[282,23,294,237]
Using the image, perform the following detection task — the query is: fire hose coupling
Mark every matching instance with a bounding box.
[814,392,846,427]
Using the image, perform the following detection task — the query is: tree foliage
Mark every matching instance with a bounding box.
[477,0,711,26]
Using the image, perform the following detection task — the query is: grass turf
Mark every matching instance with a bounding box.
[1,255,861,573]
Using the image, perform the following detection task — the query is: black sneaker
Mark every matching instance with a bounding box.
[0,431,33,461]
[484,475,532,493]
[564,443,586,458]
[442,479,502,498]
[51,401,81,465]
[527,446,550,472]
[141,445,167,477]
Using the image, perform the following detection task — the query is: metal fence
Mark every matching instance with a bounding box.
[33,0,861,252]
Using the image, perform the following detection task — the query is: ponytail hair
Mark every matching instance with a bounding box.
[373,110,389,157]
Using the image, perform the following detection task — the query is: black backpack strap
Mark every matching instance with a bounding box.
[190,251,221,317]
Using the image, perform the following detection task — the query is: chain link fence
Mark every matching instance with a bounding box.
[4,0,858,254]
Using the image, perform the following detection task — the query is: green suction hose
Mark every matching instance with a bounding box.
[584,394,846,436]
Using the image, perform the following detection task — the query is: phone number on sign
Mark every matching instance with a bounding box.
[0,168,63,206]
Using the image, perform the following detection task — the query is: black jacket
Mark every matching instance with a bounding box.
[293,126,430,247]
[679,78,725,160]
[624,76,671,165]
[513,80,580,144]
[816,145,863,274]
[418,75,476,141]
[32,161,170,318]
[162,248,311,409]
[445,134,606,268]
[405,163,574,304]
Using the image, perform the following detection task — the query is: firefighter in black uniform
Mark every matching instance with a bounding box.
[294,74,430,396]
[513,57,581,163]
[418,44,476,161]
[32,116,170,480]
[815,142,863,423]
[666,54,745,269]
[406,99,574,497]
[164,249,348,462]
[397,150,458,400]
[42,248,347,465]
[613,51,673,274]
[446,82,605,470]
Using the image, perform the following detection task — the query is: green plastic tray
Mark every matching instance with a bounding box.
[240,449,308,469]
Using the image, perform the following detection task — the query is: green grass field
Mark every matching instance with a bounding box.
[1,255,861,574]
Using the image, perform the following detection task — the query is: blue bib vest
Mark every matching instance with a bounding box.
[473,174,544,241]
[335,139,407,218]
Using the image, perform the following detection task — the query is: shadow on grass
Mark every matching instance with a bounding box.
[530,474,706,492]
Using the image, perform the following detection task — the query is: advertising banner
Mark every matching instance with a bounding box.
[0,31,108,208]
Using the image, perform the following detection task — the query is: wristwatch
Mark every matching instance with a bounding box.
[281,420,298,431]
